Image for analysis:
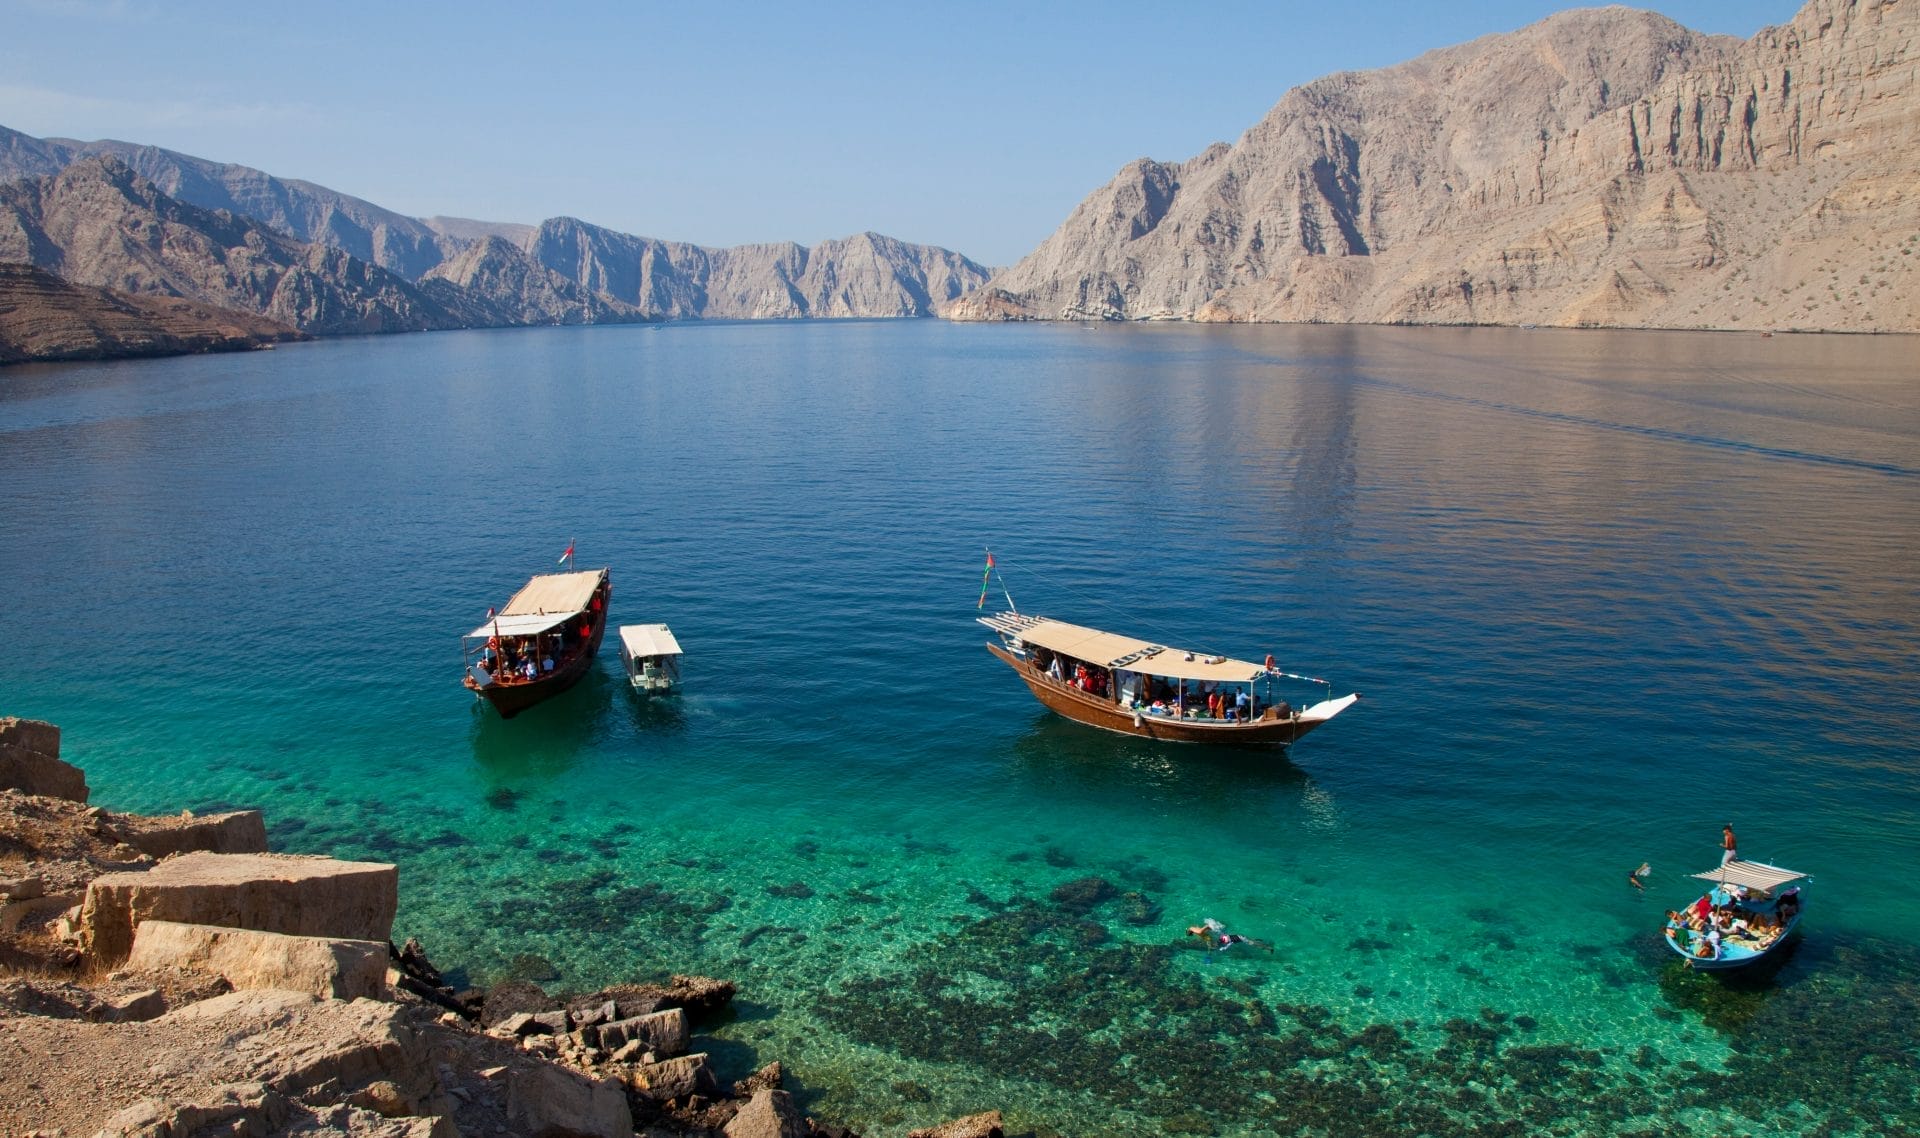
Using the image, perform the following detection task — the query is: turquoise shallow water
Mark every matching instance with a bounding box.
[2,321,1918,1135]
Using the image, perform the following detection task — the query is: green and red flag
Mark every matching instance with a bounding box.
[977,550,995,609]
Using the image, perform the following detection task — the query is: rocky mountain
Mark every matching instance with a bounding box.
[0,125,992,328]
[526,219,990,319]
[0,261,303,365]
[0,158,462,335]
[945,0,1919,332]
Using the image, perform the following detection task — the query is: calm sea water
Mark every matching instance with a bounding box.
[3,321,1917,1136]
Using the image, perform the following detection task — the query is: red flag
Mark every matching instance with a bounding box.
[558,542,575,566]
[485,606,496,619]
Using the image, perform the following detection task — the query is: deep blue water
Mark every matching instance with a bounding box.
[3,321,1918,1135]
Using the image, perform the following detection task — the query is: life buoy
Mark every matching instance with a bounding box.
[1264,654,1276,671]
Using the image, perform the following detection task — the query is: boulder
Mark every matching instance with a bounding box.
[80,851,397,961]
[908,1111,1005,1138]
[120,809,270,858]
[732,1060,784,1097]
[590,1007,687,1057]
[128,920,387,1000]
[724,1088,807,1138]
[0,875,46,900]
[625,1052,717,1102]
[506,1061,633,1138]
[0,716,86,802]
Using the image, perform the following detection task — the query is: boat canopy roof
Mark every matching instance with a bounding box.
[501,570,603,617]
[619,623,682,660]
[1012,617,1267,683]
[1691,859,1807,892]
[466,612,573,640]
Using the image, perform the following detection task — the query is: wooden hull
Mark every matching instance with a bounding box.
[986,643,1325,745]
[466,575,610,719]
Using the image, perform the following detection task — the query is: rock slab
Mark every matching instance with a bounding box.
[506,1061,632,1138]
[725,1088,808,1138]
[127,919,388,1000]
[81,851,398,962]
[0,716,86,802]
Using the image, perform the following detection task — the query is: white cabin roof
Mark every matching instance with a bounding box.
[501,570,604,617]
[1691,859,1807,892]
[467,612,573,640]
[996,615,1268,683]
[619,623,683,660]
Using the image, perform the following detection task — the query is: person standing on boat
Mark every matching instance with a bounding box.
[1722,823,1738,865]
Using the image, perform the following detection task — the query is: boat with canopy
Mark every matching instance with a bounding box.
[1662,858,1807,970]
[461,565,611,718]
[617,623,682,693]
[978,610,1359,744]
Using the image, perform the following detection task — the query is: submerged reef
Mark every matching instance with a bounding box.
[814,884,1920,1135]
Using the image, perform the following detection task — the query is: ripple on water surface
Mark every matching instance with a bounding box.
[2,322,1918,1135]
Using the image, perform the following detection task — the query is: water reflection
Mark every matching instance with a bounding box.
[467,665,619,780]
[1008,713,1312,804]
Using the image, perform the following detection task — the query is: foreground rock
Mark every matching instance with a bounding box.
[0,716,86,801]
[0,720,992,1136]
[81,850,398,962]
[128,920,388,1001]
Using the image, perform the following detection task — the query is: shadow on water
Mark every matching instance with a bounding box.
[612,689,689,735]
[1007,713,1311,803]
[467,664,619,783]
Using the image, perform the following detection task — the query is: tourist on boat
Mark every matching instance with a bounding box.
[1235,690,1250,721]
[1722,823,1738,864]
[1049,656,1064,682]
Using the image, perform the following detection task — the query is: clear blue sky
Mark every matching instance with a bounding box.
[0,0,1804,265]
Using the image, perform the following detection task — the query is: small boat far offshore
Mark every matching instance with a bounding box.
[979,610,1359,744]
[462,567,611,718]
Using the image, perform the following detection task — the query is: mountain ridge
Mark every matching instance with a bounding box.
[944,0,1919,332]
[0,125,991,330]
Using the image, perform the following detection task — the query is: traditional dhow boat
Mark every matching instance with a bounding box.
[979,611,1359,744]
[462,568,611,718]
[1662,859,1807,971]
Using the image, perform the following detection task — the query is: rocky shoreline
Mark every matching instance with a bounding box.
[0,717,1007,1138]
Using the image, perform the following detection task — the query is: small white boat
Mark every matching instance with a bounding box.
[1662,859,1806,971]
[617,623,683,694]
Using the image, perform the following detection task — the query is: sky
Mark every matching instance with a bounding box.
[0,0,1805,266]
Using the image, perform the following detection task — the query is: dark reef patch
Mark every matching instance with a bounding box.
[811,888,1920,1134]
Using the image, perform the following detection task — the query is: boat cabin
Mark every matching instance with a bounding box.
[618,623,683,693]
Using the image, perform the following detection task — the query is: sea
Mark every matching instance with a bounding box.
[2,320,1917,1136]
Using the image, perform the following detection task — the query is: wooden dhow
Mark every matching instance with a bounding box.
[462,567,611,718]
[979,611,1358,744]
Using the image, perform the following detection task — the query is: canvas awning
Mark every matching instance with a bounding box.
[1691,860,1807,892]
[501,570,603,617]
[467,612,572,640]
[619,624,683,660]
[1013,619,1267,684]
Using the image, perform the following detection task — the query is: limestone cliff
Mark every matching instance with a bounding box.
[0,158,459,335]
[0,125,993,326]
[945,0,1920,332]
[528,217,992,319]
